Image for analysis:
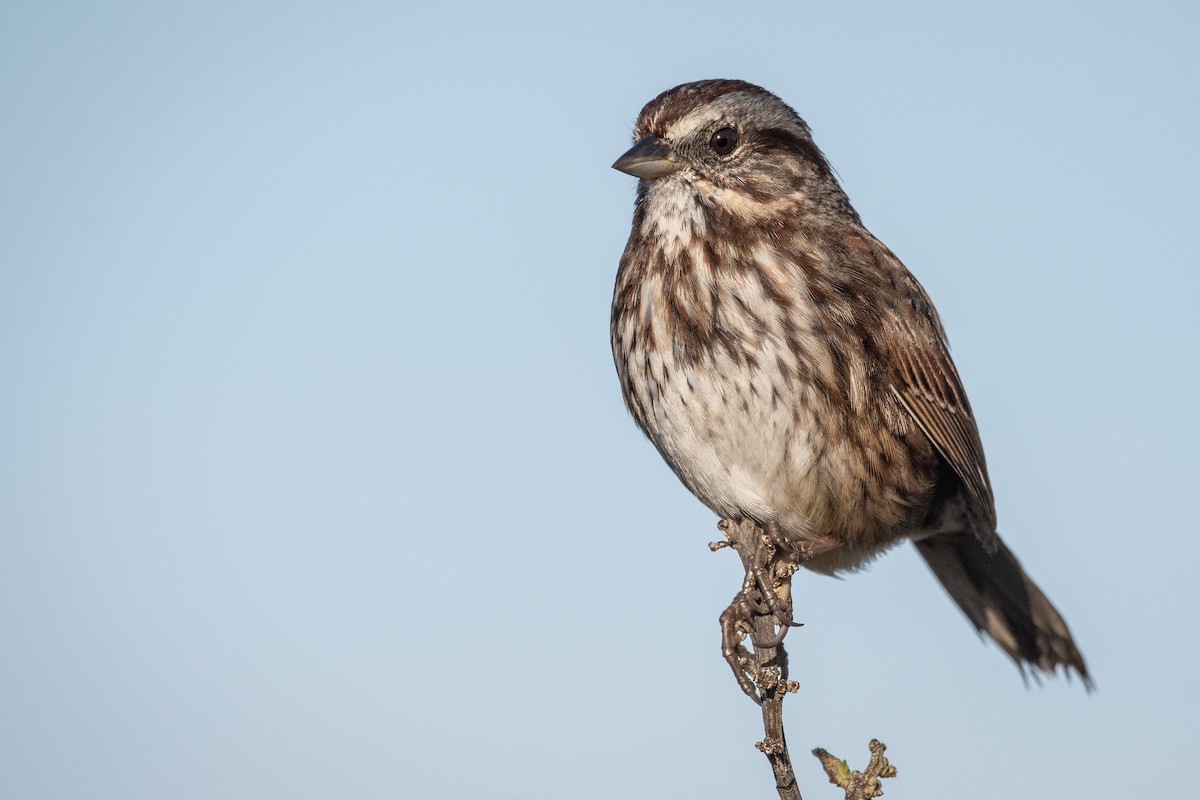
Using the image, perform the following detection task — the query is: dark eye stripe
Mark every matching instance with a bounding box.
[756,127,834,176]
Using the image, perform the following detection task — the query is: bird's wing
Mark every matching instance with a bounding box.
[881,280,998,540]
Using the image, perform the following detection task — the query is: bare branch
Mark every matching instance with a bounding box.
[713,520,897,799]
[716,519,803,800]
[813,740,897,800]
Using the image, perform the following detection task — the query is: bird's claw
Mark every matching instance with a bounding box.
[718,522,803,703]
[720,595,762,703]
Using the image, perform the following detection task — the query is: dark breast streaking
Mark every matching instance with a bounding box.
[611,79,1090,686]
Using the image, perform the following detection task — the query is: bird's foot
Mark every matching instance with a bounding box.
[719,571,797,704]
[720,588,763,702]
[752,522,802,633]
[715,520,844,702]
[716,521,804,702]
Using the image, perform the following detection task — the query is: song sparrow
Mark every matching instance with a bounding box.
[611,79,1090,688]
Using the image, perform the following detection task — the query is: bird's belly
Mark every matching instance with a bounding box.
[626,346,935,555]
[661,382,797,516]
[632,348,820,536]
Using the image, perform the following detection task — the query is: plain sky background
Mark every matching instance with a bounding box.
[3,2,1197,798]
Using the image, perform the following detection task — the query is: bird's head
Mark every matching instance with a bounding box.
[613,79,855,223]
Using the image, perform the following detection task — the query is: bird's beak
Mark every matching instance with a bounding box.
[612,136,681,179]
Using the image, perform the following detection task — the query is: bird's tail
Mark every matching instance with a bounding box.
[914,531,1092,689]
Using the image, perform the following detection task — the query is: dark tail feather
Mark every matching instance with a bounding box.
[914,532,1093,690]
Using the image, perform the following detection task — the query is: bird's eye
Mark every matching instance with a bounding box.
[709,127,739,156]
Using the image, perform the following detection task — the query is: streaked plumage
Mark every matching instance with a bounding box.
[611,80,1089,685]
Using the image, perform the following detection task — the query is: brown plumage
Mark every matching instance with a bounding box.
[611,79,1090,686]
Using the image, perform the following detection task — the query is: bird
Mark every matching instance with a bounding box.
[610,79,1090,691]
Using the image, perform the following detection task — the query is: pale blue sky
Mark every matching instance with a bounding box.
[2,2,1197,798]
